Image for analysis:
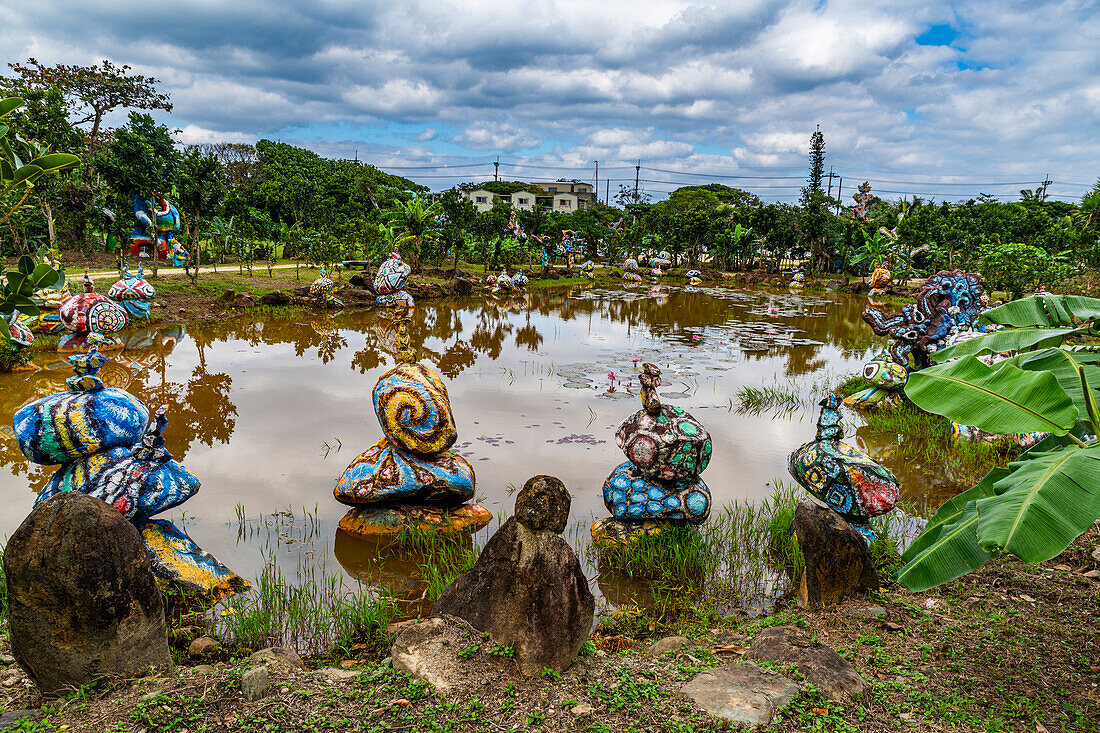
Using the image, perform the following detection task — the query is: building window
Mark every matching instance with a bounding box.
[558,199,571,208]
[476,196,487,204]
[548,187,557,192]
[517,198,528,204]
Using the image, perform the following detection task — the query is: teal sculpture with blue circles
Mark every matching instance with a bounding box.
[592,363,712,548]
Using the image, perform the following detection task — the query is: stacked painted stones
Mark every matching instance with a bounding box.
[12,341,248,601]
[622,257,642,283]
[310,264,343,306]
[592,363,713,548]
[58,273,129,353]
[492,270,514,296]
[788,394,900,544]
[335,257,489,536]
[580,260,596,280]
[108,265,156,319]
[373,251,413,308]
[512,271,529,288]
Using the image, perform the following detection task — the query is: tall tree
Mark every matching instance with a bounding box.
[8,59,172,151]
[799,126,828,272]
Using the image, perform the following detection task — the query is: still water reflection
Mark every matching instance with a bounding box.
[0,286,951,606]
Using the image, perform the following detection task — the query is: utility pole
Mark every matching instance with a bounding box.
[494,157,499,181]
[594,161,598,204]
[835,178,844,216]
[1041,173,1052,201]
[634,161,641,204]
[826,166,838,197]
[606,179,610,205]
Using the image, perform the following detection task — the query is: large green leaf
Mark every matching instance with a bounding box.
[934,326,1085,360]
[28,263,59,291]
[905,355,1078,435]
[27,153,79,174]
[0,293,37,315]
[0,97,22,118]
[994,348,1100,420]
[979,294,1100,327]
[976,445,1100,562]
[895,503,996,591]
[905,466,1010,556]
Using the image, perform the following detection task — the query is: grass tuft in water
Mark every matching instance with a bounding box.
[735,383,802,415]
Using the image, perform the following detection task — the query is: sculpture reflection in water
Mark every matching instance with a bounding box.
[11,335,249,602]
[592,363,713,549]
[335,251,490,538]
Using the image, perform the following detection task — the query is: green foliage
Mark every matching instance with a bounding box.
[979,241,1051,298]
[899,298,1100,589]
[1,96,79,225]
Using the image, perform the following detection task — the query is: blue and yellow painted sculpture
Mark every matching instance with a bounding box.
[310,264,343,306]
[593,363,712,549]
[512,271,529,288]
[108,265,156,320]
[650,250,671,278]
[843,359,908,409]
[788,394,900,544]
[374,251,414,309]
[580,260,595,280]
[335,261,489,537]
[560,230,584,269]
[11,338,248,601]
[131,196,187,266]
[58,273,129,353]
[686,269,701,285]
[621,257,642,283]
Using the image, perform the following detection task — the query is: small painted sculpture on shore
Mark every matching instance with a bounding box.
[862,270,985,369]
[492,269,514,296]
[310,264,344,306]
[512,271,529,289]
[131,196,187,266]
[4,312,35,354]
[789,394,900,544]
[843,359,908,409]
[108,265,156,320]
[869,263,891,291]
[592,363,713,549]
[651,250,672,278]
[580,260,595,280]
[686,270,702,285]
[790,266,805,288]
[58,273,129,353]
[373,251,414,309]
[12,338,248,601]
[622,257,642,283]
[533,234,555,269]
[560,230,583,269]
[335,258,489,537]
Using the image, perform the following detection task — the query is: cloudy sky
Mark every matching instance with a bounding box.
[3,0,1097,202]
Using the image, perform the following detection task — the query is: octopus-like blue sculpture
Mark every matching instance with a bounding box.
[130,196,187,266]
[788,394,900,544]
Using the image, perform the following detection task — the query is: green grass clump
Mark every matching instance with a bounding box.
[832,373,869,397]
[736,382,803,414]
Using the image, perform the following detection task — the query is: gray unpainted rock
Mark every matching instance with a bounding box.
[242,666,270,701]
[434,477,594,675]
[249,646,305,670]
[0,709,49,732]
[649,636,691,656]
[3,492,172,695]
[794,499,879,607]
[743,626,869,703]
[391,615,518,693]
[860,605,888,619]
[681,662,800,725]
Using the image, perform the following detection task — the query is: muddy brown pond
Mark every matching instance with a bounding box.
[1,285,953,613]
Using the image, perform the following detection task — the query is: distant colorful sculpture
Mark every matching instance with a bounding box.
[310,264,344,306]
[621,257,642,283]
[131,196,187,266]
[790,266,805,288]
[335,259,489,536]
[58,273,129,353]
[686,269,702,285]
[852,182,873,221]
[373,251,414,309]
[580,260,595,280]
[789,395,900,544]
[843,359,908,409]
[508,211,524,240]
[592,363,712,548]
[108,265,156,320]
[606,218,625,234]
[492,269,514,296]
[11,339,248,601]
[560,230,584,268]
[650,250,672,277]
[862,270,985,369]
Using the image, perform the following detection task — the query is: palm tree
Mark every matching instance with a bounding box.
[1074,180,1100,231]
[386,194,442,271]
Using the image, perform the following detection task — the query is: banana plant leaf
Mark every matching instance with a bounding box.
[0,98,22,117]
[994,348,1100,422]
[895,502,996,591]
[904,466,1010,556]
[905,355,1078,435]
[934,326,1085,360]
[979,294,1100,327]
[976,445,1100,562]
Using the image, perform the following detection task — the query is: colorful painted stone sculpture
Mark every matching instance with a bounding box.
[788,394,900,543]
[310,264,344,306]
[11,343,248,601]
[852,181,873,221]
[686,269,702,285]
[863,270,985,369]
[560,230,583,268]
[58,273,129,353]
[581,260,595,280]
[6,312,35,350]
[334,289,487,536]
[622,257,642,283]
[108,265,156,319]
[131,195,187,265]
[492,270,514,296]
[843,359,908,409]
[374,251,413,308]
[512,271,529,288]
[593,363,712,548]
